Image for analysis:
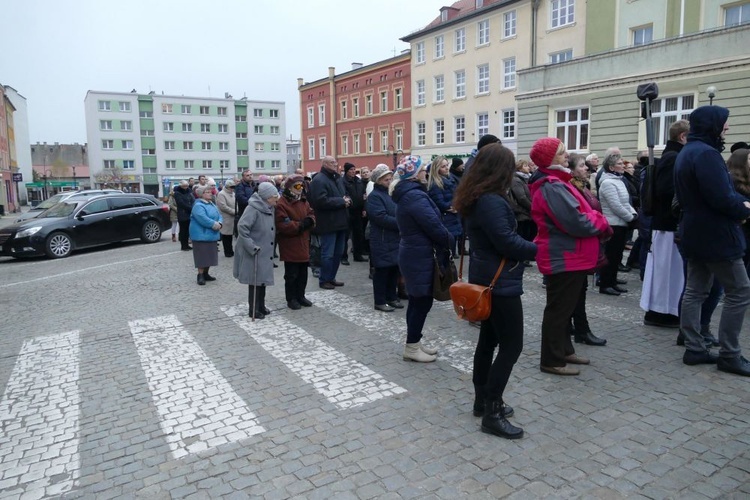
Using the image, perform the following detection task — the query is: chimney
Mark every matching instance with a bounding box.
[352,62,363,70]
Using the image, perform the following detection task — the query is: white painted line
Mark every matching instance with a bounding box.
[222,304,406,409]
[0,331,81,497]
[306,291,476,374]
[129,315,264,459]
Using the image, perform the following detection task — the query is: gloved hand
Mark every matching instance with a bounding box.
[211,222,222,231]
[298,217,314,233]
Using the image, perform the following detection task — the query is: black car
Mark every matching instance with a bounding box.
[0,193,171,259]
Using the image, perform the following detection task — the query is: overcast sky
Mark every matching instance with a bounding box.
[1,0,448,145]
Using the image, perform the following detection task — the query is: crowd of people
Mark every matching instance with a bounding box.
[166,104,750,440]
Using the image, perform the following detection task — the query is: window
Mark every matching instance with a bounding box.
[184,160,194,169]
[162,103,173,113]
[550,49,573,63]
[200,105,209,115]
[271,160,281,169]
[435,35,444,59]
[381,130,389,152]
[254,108,263,118]
[319,137,327,157]
[503,58,516,89]
[121,121,132,131]
[651,95,694,146]
[341,100,348,119]
[119,101,131,112]
[236,132,247,138]
[455,70,466,99]
[551,0,575,28]
[503,10,517,38]
[98,100,111,111]
[455,117,466,143]
[255,160,265,169]
[725,3,750,26]
[307,106,314,127]
[441,9,448,22]
[353,98,360,117]
[502,110,516,139]
[476,0,484,7]
[202,160,213,169]
[254,125,264,134]
[123,160,135,169]
[416,41,425,63]
[217,107,227,116]
[202,141,212,151]
[255,142,265,152]
[477,113,489,137]
[270,126,280,134]
[380,91,388,113]
[237,150,248,156]
[435,119,445,144]
[235,115,246,122]
[395,88,403,110]
[354,134,360,154]
[342,135,349,155]
[166,160,176,169]
[182,122,192,132]
[201,123,211,133]
[478,19,490,45]
[183,141,193,151]
[477,64,490,94]
[100,120,113,130]
[164,122,174,132]
[417,122,426,146]
[366,132,374,153]
[632,25,653,46]
[139,111,153,118]
[434,75,445,102]
[141,129,154,136]
[102,139,114,149]
[122,140,133,150]
[555,107,590,151]
[396,128,403,150]
[220,160,230,170]
[181,105,191,114]
[366,95,373,115]
[270,143,280,152]
[318,103,326,125]
[416,80,426,106]
[269,109,279,118]
[219,142,229,151]
[308,137,315,159]
[454,28,466,52]
[218,123,228,133]
[141,148,155,155]
[104,160,116,168]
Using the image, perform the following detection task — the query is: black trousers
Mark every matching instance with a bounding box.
[569,278,591,334]
[473,295,524,403]
[344,211,366,258]
[406,295,433,344]
[601,226,628,288]
[178,220,191,248]
[248,285,266,314]
[541,272,586,367]
[221,234,234,257]
[283,262,309,302]
[373,265,399,305]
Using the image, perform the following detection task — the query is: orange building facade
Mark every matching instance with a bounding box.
[298,52,412,173]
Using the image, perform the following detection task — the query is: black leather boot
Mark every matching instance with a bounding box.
[473,393,514,418]
[573,330,607,346]
[481,400,523,439]
[259,285,270,315]
[203,268,216,281]
[249,286,264,319]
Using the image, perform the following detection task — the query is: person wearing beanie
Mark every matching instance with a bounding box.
[342,161,368,264]
[233,182,279,319]
[190,185,223,285]
[276,174,316,310]
[528,137,611,376]
[464,134,502,176]
[217,179,237,257]
[449,157,465,183]
[390,155,454,363]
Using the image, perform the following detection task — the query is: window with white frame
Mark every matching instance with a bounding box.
[237,149,248,156]
[270,143,280,152]
[256,160,265,169]
[632,25,653,46]
[122,140,133,150]
[503,10,517,38]
[555,107,589,151]
[651,95,694,146]
[184,160,194,169]
[366,132,374,153]
[202,160,213,169]
[119,101,131,112]
[366,95,373,115]
[308,137,315,159]
[417,122,426,146]
[218,123,228,133]
[121,121,132,131]
[503,58,516,89]
[182,122,192,132]
[271,160,281,169]
[550,49,573,63]
[102,139,113,149]
[183,141,193,150]
[341,100,348,119]
[434,75,445,102]
[455,117,466,143]
[201,123,211,133]
[103,160,116,169]
[166,160,176,169]
[200,106,210,115]
[269,109,279,118]
[254,125,264,134]
[477,64,490,94]
[98,100,111,111]
[255,142,265,152]
[502,110,516,139]
[725,3,750,25]
[254,108,263,118]
[307,106,314,127]
[435,35,444,58]
[416,80,426,105]
[181,104,191,114]
[164,141,175,151]
[235,115,246,122]
[381,130,389,152]
[139,111,152,118]
[219,142,229,151]
[123,160,135,169]
[380,91,388,113]
[477,19,490,45]
[476,0,484,7]
[217,107,227,116]
[454,28,466,52]
[162,103,173,114]
[396,128,403,150]
[477,113,489,137]
[441,9,448,21]
[100,120,112,130]
[236,132,247,138]
[395,88,403,110]
[455,70,466,99]
[551,0,575,28]
[163,122,173,132]
[141,129,154,136]
[202,141,212,151]
[318,103,326,125]
[353,97,360,117]
[220,160,230,170]
[354,134,361,154]
[416,41,425,63]
[319,137,327,157]
[342,135,349,155]
[435,119,445,144]
[270,126,280,134]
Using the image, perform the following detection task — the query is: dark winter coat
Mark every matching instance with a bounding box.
[276,194,315,263]
[308,168,349,234]
[675,105,750,262]
[392,180,454,297]
[508,172,532,222]
[235,180,256,215]
[343,175,366,211]
[173,186,195,222]
[465,194,537,297]
[366,184,400,268]
[428,175,463,238]
[651,140,683,231]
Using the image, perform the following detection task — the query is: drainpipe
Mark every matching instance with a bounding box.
[679,0,685,35]
[531,0,541,67]
[328,67,336,158]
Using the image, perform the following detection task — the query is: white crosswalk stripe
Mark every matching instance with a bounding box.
[0,331,80,497]
[129,315,265,459]
[222,304,407,409]
[306,291,476,374]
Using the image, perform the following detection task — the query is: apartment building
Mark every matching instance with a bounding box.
[298,52,412,172]
[85,91,285,196]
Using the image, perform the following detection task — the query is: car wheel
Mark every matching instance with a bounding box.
[45,232,73,258]
[141,220,162,243]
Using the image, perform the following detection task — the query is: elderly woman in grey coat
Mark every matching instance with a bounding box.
[233,182,280,319]
[217,179,237,257]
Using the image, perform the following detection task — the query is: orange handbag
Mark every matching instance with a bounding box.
[449,249,506,322]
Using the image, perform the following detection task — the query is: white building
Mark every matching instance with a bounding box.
[3,86,32,205]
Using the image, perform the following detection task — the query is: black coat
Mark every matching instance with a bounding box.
[651,140,683,231]
[308,168,349,234]
[173,186,195,222]
[344,175,366,212]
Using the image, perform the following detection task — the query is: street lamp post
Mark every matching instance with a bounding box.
[707,85,717,105]
[387,145,403,169]
[43,169,51,200]
[220,164,225,188]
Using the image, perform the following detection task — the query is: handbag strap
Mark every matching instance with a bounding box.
[488,258,507,290]
[457,234,506,288]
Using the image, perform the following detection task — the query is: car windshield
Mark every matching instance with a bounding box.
[35,194,68,210]
[38,201,79,218]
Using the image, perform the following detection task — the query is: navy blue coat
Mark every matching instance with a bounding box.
[392,180,454,297]
[675,105,750,261]
[428,175,463,238]
[309,168,349,234]
[366,184,399,268]
[465,194,537,297]
[173,186,194,222]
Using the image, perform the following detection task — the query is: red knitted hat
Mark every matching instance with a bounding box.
[529,137,562,168]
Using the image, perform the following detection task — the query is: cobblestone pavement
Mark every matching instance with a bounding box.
[0,236,749,499]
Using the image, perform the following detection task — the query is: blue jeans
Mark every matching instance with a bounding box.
[319,230,346,284]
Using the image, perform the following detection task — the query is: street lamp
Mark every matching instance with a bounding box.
[707,85,717,105]
[220,163,225,187]
[42,169,51,200]
[387,145,403,169]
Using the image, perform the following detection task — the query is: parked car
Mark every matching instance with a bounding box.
[16,189,123,223]
[0,193,170,259]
